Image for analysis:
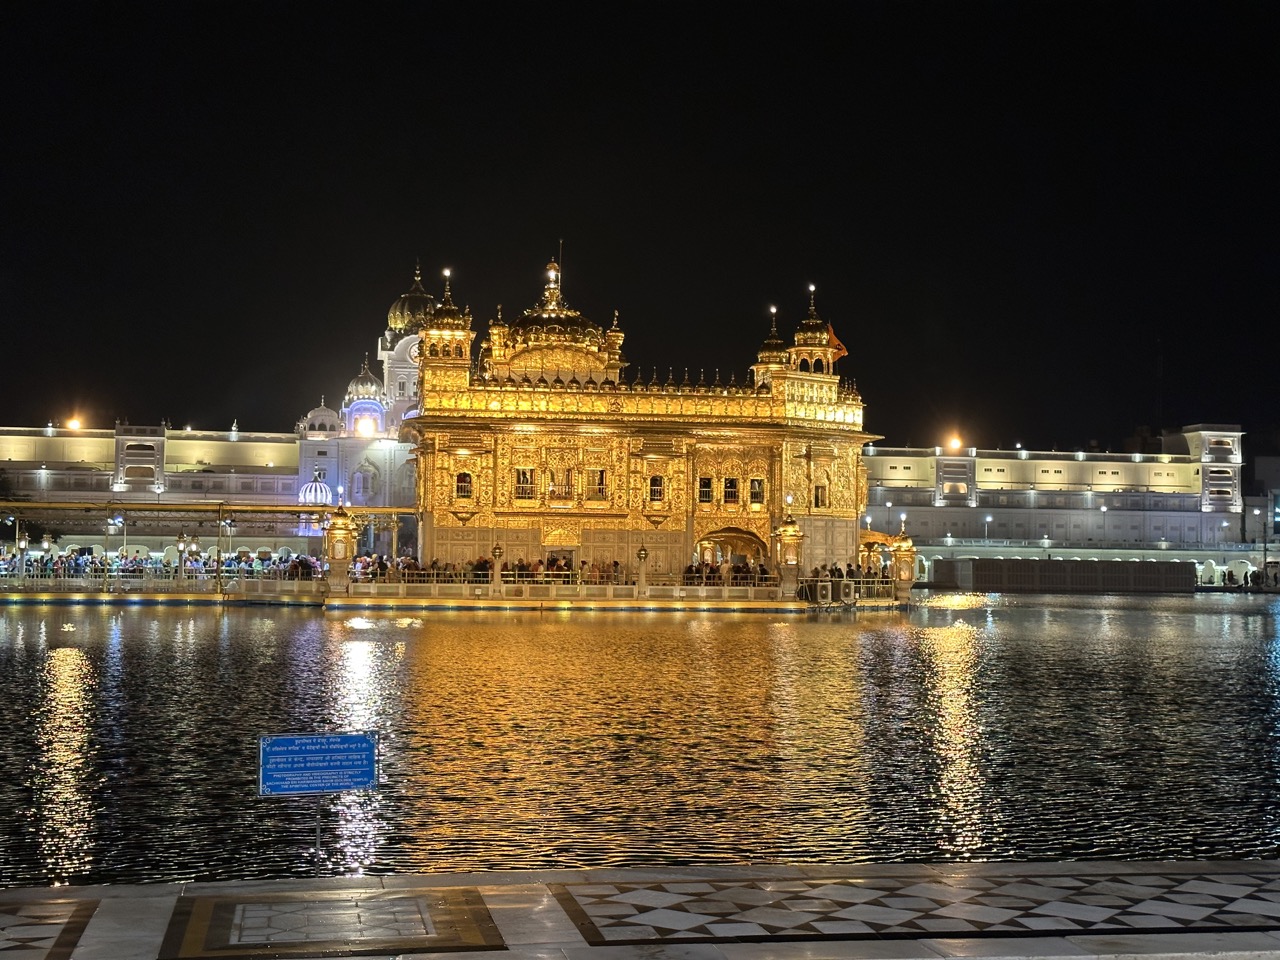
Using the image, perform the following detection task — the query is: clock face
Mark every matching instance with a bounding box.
[409,340,422,362]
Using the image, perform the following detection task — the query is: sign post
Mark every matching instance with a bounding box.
[259,731,379,872]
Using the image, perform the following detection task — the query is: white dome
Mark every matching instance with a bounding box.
[298,474,334,506]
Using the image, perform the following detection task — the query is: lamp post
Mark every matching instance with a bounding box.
[490,543,504,596]
[1254,507,1268,588]
[636,544,649,597]
[217,517,235,594]
[16,528,27,587]
[984,514,992,540]
[104,514,124,591]
[188,537,201,583]
[899,511,907,533]
[1100,505,1108,542]
[176,531,187,582]
[885,500,892,533]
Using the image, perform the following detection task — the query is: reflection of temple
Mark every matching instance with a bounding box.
[400,260,874,576]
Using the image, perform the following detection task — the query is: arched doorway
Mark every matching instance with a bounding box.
[696,527,769,566]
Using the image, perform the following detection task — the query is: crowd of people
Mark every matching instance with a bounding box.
[805,561,891,582]
[0,549,328,581]
[351,555,639,584]
[681,559,776,585]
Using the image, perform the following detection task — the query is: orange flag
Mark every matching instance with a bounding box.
[827,323,849,361]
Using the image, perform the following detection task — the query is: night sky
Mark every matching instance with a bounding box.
[5,2,1276,453]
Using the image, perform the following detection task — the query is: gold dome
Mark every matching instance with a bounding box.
[430,269,471,331]
[387,262,435,333]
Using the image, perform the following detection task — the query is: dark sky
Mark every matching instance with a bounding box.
[4,2,1277,453]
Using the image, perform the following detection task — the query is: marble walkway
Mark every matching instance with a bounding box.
[4,860,1280,960]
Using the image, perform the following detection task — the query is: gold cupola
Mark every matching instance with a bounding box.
[479,257,624,382]
[788,284,847,374]
[387,260,435,334]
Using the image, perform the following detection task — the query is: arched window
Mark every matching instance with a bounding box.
[453,343,463,358]
[814,358,824,373]
[798,358,810,372]
[428,343,439,357]
[456,472,473,499]
[649,475,664,502]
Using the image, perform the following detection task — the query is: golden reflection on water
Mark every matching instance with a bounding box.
[920,619,988,857]
[36,638,96,879]
[5,596,1277,884]
[326,622,406,871]
[917,593,1002,609]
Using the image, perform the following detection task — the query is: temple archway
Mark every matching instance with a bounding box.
[696,527,769,565]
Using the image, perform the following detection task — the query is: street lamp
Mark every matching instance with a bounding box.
[984,515,992,540]
[1255,508,1269,587]
[1100,505,1108,541]
[176,531,187,581]
[636,543,649,595]
[885,500,892,532]
[899,511,907,533]
[16,528,27,586]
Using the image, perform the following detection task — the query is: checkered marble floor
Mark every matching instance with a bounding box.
[553,869,1280,945]
[0,900,96,960]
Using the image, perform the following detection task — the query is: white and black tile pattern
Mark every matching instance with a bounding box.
[553,870,1280,945]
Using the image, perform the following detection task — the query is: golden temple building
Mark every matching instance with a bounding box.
[401,260,876,579]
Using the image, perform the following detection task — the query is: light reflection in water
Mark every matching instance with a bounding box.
[325,623,402,873]
[0,594,1276,886]
[36,641,96,880]
[921,620,987,857]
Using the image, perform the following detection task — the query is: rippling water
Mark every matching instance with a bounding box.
[1,593,1278,886]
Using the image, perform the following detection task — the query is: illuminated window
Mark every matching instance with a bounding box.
[456,472,472,499]
[649,476,664,502]
[813,485,828,508]
[515,469,535,500]
[723,478,739,504]
[749,478,764,504]
[549,468,572,499]
[698,477,713,503]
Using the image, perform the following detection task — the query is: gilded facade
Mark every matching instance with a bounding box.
[401,261,875,577]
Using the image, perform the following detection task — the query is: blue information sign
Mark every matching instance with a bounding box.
[259,732,378,796]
